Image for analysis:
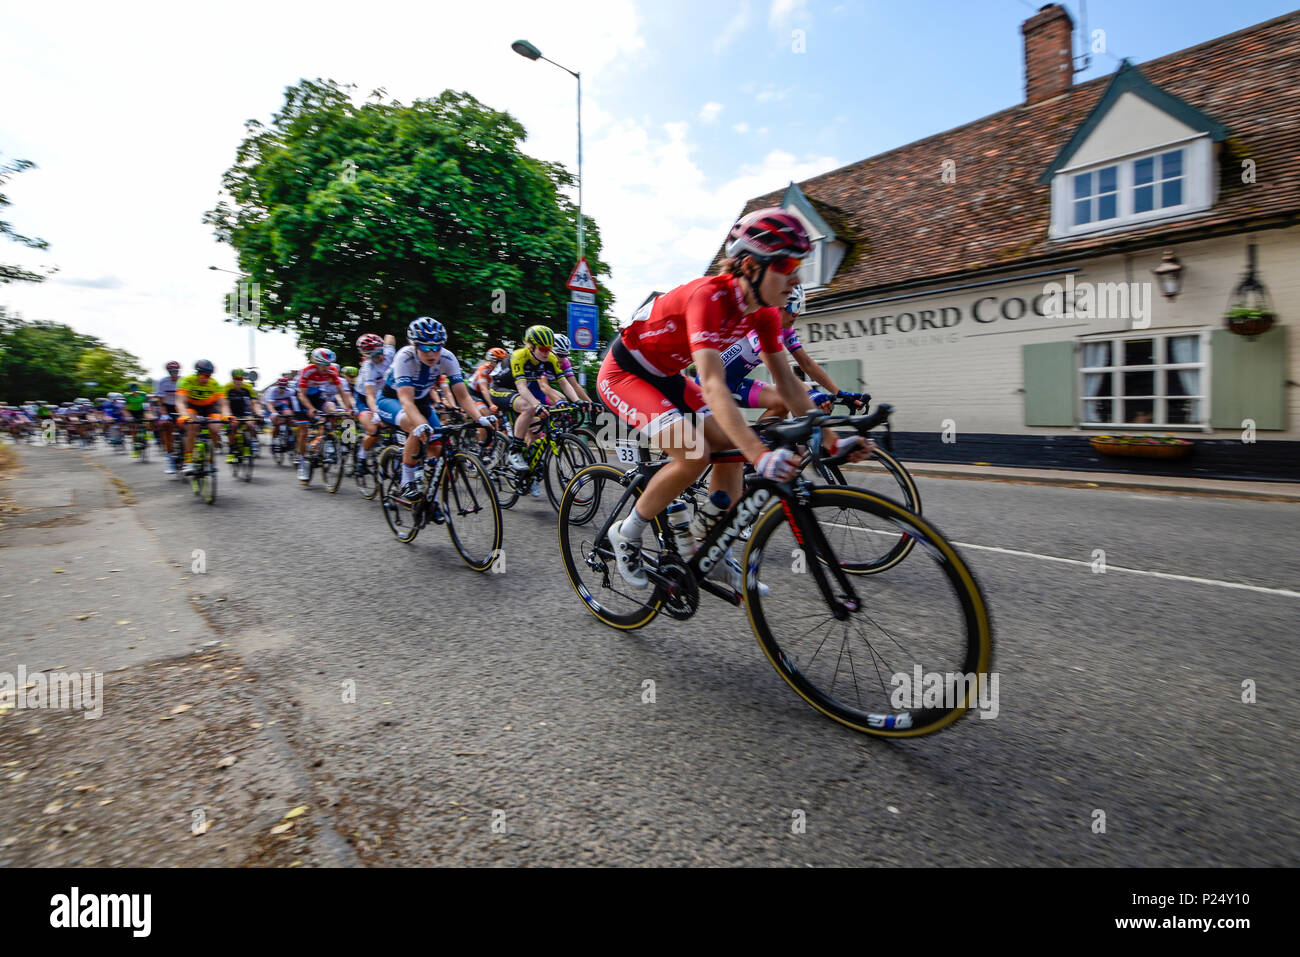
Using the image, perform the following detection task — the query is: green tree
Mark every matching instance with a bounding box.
[1,157,53,285]
[0,311,101,402]
[204,80,617,365]
[74,347,148,396]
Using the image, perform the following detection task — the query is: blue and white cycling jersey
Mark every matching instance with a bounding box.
[718,326,804,389]
[381,345,464,402]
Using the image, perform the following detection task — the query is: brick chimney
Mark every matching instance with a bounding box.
[1022,3,1075,105]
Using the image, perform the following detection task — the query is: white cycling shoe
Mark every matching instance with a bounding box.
[606,518,648,590]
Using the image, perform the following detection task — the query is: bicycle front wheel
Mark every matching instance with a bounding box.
[203,443,217,505]
[323,431,345,493]
[355,448,379,499]
[743,486,991,738]
[443,452,503,571]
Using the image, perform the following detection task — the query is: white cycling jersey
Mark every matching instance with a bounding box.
[357,344,397,408]
[382,346,464,402]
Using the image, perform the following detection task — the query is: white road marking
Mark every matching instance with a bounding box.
[953,542,1300,599]
[824,522,1300,599]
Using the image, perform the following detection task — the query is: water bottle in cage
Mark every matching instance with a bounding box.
[690,490,731,543]
[665,499,695,556]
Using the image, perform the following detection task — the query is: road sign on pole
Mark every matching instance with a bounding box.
[566,258,597,293]
[568,302,598,350]
[570,290,595,305]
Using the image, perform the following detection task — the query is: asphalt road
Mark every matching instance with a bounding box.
[4,437,1297,866]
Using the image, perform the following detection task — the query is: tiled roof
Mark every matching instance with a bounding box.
[713,10,1300,301]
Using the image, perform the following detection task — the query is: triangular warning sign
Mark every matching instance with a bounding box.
[566,258,597,292]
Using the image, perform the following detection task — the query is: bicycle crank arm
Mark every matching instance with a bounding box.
[698,578,742,607]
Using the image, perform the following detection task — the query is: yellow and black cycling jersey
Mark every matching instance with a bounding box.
[177,374,223,407]
[224,381,259,404]
[491,347,564,391]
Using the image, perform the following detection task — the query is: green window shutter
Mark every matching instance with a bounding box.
[1210,326,1287,430]
[1023,342,1076,426]
[818,359,862,393]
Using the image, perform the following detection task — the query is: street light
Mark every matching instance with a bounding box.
[512,39,583,260]
[209,265,258,374]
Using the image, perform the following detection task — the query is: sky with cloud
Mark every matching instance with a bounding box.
[1,0,1293,383]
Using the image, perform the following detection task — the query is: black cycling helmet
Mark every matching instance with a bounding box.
[194,359,215,375]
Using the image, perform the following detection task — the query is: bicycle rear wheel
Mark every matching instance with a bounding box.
[443,452,503,571]
[377,446,420,543]
[544,432,596,512]
[818,445,920,573]
[482,432,520,509]
[558,463,665,630]
[742,486,991,737]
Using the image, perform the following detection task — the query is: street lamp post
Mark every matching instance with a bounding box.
[511,39,583,261]
[209,265,257,374]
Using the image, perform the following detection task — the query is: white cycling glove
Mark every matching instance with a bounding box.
[755,448,799,481]
[411,423,435,440]
[477,415,496,428]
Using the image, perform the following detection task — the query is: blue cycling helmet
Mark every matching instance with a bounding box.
[407,316,448,347]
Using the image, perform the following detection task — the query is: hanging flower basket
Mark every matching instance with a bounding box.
[1223,243,1278,338]
[1225,307,1275,337]
[1090,435,1194,459]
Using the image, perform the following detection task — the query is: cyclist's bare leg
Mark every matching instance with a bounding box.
[628,416,719,521]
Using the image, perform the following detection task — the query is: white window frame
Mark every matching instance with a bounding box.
[801,240,824,289]
[1076,328,1211,431]
[1050,134,1215,240]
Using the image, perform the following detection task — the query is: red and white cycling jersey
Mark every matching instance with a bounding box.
[296,363,344,394]
[619,275,785,376]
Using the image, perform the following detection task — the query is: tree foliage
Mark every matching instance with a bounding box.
[0,309,145,403]
[74,347,149,396]
[1,156,53,285]
[205,80,616,365]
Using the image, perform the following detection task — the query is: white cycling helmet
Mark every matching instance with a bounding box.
[553,333,571,357]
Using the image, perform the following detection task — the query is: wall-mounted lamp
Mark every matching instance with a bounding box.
[1151,250,1183,300]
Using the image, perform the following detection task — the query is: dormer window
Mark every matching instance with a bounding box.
[1041,61,1228,241]
[1055,141,1204,237]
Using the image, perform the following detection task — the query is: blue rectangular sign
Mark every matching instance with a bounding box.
[567,302,599,351]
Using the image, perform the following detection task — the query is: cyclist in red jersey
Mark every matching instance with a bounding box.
[597,207,869,588]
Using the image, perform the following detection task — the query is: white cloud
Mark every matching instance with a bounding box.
[754,86,792,103]
[585,109,840,320]
[769,0,809,28]
[714,0,752,54]
[732,122,750,133]
[699,101,724,123]
[0,0,648,376]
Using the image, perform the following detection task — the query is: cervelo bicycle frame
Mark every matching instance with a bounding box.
[600,408,891,613]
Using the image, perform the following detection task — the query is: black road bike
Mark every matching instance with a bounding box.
[377,422,503,570]
[557,409,992,738]
[483,404,595,511]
